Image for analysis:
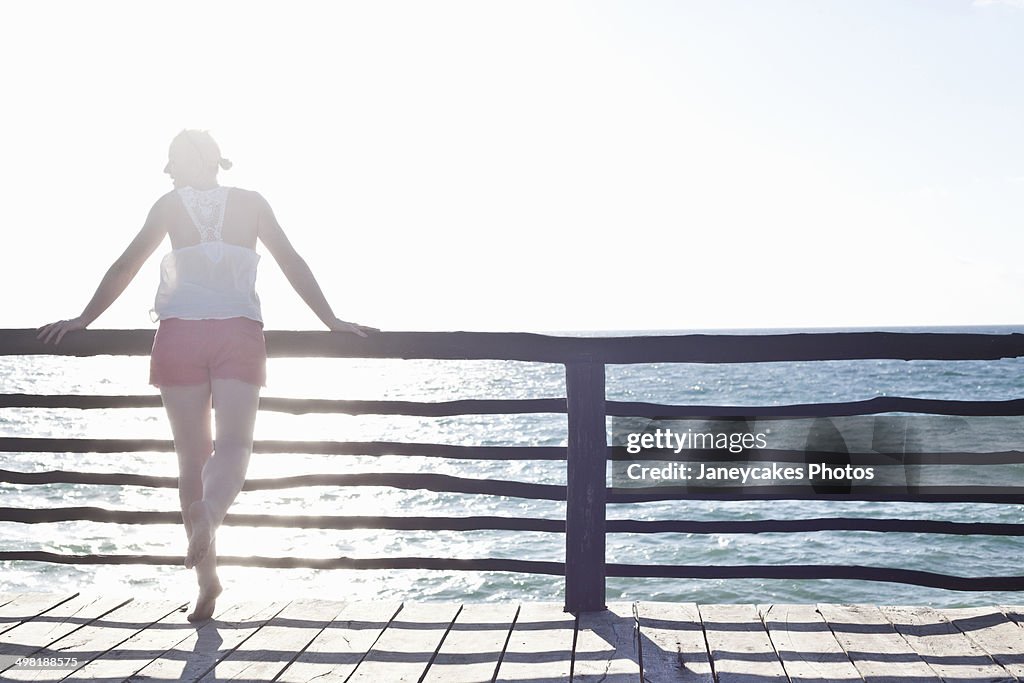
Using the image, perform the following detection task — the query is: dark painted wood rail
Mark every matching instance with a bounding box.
[2,327,1024,611]
[3,328,1024,362]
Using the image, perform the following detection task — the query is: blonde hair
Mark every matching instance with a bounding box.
[167,129,232,172]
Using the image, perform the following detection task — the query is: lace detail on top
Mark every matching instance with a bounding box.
[177,186,229,242]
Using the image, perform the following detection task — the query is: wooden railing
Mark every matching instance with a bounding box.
[2,328,1024,612]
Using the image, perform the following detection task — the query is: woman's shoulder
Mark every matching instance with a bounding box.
[226,187,269,207]
[149,190,179,217]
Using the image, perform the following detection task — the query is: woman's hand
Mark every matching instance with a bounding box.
[36,316,89,345]
[327,318,379,338]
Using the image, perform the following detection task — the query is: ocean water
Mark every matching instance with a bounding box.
[1,327,1023,607]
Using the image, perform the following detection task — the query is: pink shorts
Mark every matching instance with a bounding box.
[150,317,267,387]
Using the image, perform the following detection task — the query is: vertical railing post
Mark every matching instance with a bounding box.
[564,358,607,613]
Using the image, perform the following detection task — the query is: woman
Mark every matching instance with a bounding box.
[38,129,376,622]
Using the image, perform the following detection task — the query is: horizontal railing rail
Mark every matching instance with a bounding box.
[3,328,1024,362]
[0,438,565,460]
[0,551,565,574]
[0,469,567,499]
[3,507,1022,535]
[1,327,1023,611]
[7,392,1024,417]
[0,394,569,415]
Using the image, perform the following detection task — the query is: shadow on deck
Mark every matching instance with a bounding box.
[1,592,1023,681]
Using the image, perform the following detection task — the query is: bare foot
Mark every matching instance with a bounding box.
[185,500,213,569]
[187,580,223,622]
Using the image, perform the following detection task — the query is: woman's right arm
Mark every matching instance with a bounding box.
[37,196,170,344]
[255,192,377,336]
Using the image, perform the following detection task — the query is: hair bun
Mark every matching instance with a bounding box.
[219,158,233,170]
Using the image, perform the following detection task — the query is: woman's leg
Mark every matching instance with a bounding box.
[159,383,218,621]
[159,382,212,535]
[161,378,259,621]
[182,377,261,620]
[202,378,261,525]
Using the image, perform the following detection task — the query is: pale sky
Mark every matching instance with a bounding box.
[2,0,1022,332]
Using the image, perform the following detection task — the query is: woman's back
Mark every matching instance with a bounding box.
[154,186,264,323]
[162,186,262,251]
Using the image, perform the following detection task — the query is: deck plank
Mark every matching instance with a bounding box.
[0,594,76,615]
[421,602,518,683]
[197,599,347,682]
[275,601,401,683]
[129,599,287,682]
[634,601,713,683]
[70,600,201,681]
[760,603,861,682]
[494,602,575,683]
[0,594,78,637]
[817,603,941,683]
[941,606,1024,679]
[573,602,641,681]
[1,599,183,681]
[0,594,130,671]
[2,594,1022,682]
[347,602,461,683]
[880,605,1014,682]
[700,603,788,681]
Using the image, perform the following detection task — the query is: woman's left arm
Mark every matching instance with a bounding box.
[38,197,170,344]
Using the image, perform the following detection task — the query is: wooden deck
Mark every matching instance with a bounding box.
[0,594,1023,681]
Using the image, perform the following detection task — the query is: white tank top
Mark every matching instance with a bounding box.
[152,186,263,323]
